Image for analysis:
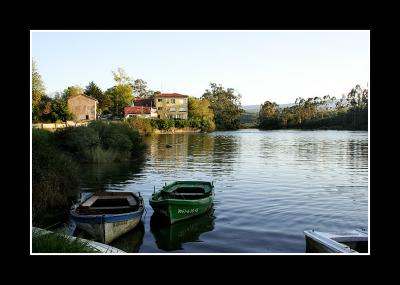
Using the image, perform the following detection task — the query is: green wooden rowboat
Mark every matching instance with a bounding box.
[149,181,214,224]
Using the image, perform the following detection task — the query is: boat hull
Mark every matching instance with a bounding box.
[71,210,143,244]
[304,229,368,253]
[150,196,213,224]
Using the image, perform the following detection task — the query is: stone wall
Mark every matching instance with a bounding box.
[68,95,97,120]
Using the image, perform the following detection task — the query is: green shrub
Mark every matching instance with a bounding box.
[53,121,146,162]
[188,118,202,128]
[174,119,189,128]
[101,125,133,152]
[55,126,100,156]
[199,118,216,132]
[125,117,154,136]
[151,118,175,130]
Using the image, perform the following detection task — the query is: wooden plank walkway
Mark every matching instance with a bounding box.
[32,227,126,253]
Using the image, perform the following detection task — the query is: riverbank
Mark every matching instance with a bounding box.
[154,127,202,134]
[32,227,125,253]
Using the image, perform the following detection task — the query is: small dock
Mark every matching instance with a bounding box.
[32,227,126,253]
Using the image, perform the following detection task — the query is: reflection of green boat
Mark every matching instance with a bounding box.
[149,181,214,224]
[150,208,215,251]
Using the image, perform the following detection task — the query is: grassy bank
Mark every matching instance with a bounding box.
[32,232,99,253]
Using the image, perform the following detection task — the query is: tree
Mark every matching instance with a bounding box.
[294,97,305,125]
[188,97,216,131]
[202,83,244,130]
[106,68,134,116]
[32,60,45,120]
[37,95,53,122]
[346,84,368,129]
[63,85,84,100]
[112,68,133,85]
[39,96,72,123]
[105,85,133,117]
[84,81,110,113]
[49,97,73,122]
[132,79,149,98]
[188,97,214,120]
[258,101,280,129]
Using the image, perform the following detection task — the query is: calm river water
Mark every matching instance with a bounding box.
[78,129,368,253]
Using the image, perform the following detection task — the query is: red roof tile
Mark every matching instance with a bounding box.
[124,107,152,114]
[155,93,189,98]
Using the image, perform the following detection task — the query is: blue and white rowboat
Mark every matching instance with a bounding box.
[70,192,144,244]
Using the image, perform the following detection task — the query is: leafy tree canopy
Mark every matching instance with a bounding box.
[202,83,244,130]
[63,85,84,100]
[32,60,45,108]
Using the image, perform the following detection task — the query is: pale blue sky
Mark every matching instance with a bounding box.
[31,31,369,105]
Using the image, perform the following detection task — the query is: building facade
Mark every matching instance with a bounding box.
[154,93,189,119]
[67,94,98,121]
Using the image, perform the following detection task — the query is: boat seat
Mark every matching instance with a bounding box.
[81,196,98,208]
[89,206,134,210]
[126,196,138,206]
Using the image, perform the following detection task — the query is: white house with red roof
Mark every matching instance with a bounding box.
[124,93,189,119]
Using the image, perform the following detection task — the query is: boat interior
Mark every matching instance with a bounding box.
[76,192,141,214]
[340,240,368,253]
[162,186,211,200]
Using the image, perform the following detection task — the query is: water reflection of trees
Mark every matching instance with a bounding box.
[148,133,239,175]
[78,159,146,191]
[346,140,368,170]
[150,208,215,251]
[147,134,189,171]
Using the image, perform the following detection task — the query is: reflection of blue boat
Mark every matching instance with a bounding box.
[70,192,144,244]
[108,221,145,253]
[150,208,215,251]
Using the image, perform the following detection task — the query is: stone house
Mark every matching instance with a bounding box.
[67,94,98,121]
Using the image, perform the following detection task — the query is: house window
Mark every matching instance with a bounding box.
[179,107,187,112]
[171,99,175,103]
[157,98,163,102]
[170,107,176,111]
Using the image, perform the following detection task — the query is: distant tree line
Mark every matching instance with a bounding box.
[258,85,368,130]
